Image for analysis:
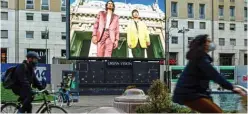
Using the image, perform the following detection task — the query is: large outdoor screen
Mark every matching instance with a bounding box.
[67,0,165,60]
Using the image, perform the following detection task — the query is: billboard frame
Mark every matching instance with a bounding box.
[66,0,166,61]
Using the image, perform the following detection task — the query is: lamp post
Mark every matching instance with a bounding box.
[178,27,189,66]
[45,27,49,64]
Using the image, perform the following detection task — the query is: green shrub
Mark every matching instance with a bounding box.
[135,79,195,113]
[126,85,136,90]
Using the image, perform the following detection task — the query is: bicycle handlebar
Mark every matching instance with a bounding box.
[33,89,51,95]
[234,85,248,93]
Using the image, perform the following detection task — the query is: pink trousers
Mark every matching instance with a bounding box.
[97,31,114,57]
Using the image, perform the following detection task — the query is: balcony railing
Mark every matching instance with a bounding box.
[171,12,178,17]
[200,14,205,19]
[230,16,236,21]
[219,16,224,20]
[188,13,194,18]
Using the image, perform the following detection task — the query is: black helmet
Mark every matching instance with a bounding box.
[26,51,41,59]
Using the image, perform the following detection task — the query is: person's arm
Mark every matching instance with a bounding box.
[32,74,44,90]
[92,12,101,36]
[114,16,120,48]
[197,59,233,90]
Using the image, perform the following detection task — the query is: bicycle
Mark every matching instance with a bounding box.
[53,86,74,107]
[1,89,68,113]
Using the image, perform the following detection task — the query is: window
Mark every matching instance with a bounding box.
[26,0,34,9]
[1,30,8,39]
[230,24,235,30]
[219,5,224,16]
[188,21,194,29]
[1,0,8,8]
[245,7,247,19]
[245,39,247,46]
[230,6,235,17]
[200,22,206,29]
[41,31,49,39]
[230,39,236,46]
[61,0,66,11]
[188,37,194,44]
[41,0,49,10]
[1,12,8,20]
[1,48,7,63]
[61,32,66,39]
[61,49,66,57]
[171,2,177,17]
[61,14,66,22]
[171,36,178,44]
[26,13,34,20]
[219,38,225,46]
[245,24,247,31]
[230,0,235,2]
[199,4,205,19]
[219,23,225,30]
[41,14,49,21]
[26,31,34,38]
[169,52,178,65]
[188,3,194,18]
[219,53,235,66]
[171,20,178,28]
[244,54,247,65]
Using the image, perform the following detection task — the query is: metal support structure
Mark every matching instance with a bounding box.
[211,0,215,65]
[45,27,49,64]
[178,27,189,66]
[165,16,171,92]
[15,0,19,62]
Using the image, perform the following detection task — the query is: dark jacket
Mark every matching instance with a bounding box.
[12,60,43,95]
[172,54,233,105]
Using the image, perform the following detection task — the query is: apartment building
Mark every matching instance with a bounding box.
[166,0,247,66]
[1,0,66,64]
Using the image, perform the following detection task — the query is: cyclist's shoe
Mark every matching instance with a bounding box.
[67,101,71,107]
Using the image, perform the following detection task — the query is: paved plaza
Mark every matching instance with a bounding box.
[33,95,118,113]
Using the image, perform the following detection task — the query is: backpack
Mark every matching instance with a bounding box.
[2,66,17,89]
[2,64,27,89]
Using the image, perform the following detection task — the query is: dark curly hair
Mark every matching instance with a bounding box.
[105,0,115,12]
[186,34,209,61]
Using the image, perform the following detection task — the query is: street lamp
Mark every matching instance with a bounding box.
[45,27,49,64]
[178,27,189,66]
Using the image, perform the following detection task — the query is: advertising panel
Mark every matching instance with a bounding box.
[1,63,51,84]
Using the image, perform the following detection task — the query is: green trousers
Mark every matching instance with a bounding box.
[132,41,145,58]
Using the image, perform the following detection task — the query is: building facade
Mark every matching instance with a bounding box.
[1,0,67,64]
[166,0,247,66]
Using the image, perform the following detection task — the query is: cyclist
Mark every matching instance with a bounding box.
[172,34,246,113]
[61,74,75,106]
[11,51,45,113]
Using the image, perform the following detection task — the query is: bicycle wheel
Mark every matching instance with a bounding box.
[1,103,18,114]
[54,94,64,107]
[40,105,67,113]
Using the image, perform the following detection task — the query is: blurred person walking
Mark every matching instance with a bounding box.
[172,34,246,113]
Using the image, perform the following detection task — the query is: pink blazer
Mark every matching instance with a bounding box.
[92,11,120,44]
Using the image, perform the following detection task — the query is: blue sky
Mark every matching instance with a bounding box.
[70,0,165,12]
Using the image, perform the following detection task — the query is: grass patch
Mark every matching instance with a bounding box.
[1,84,53,103]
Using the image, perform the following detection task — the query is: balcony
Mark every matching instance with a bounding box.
[199,14,205,19]
[171,12,178,17]
[230,16,236,21]
[188,13,194,18]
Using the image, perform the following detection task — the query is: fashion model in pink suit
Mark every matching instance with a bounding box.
[92,0,120,57]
